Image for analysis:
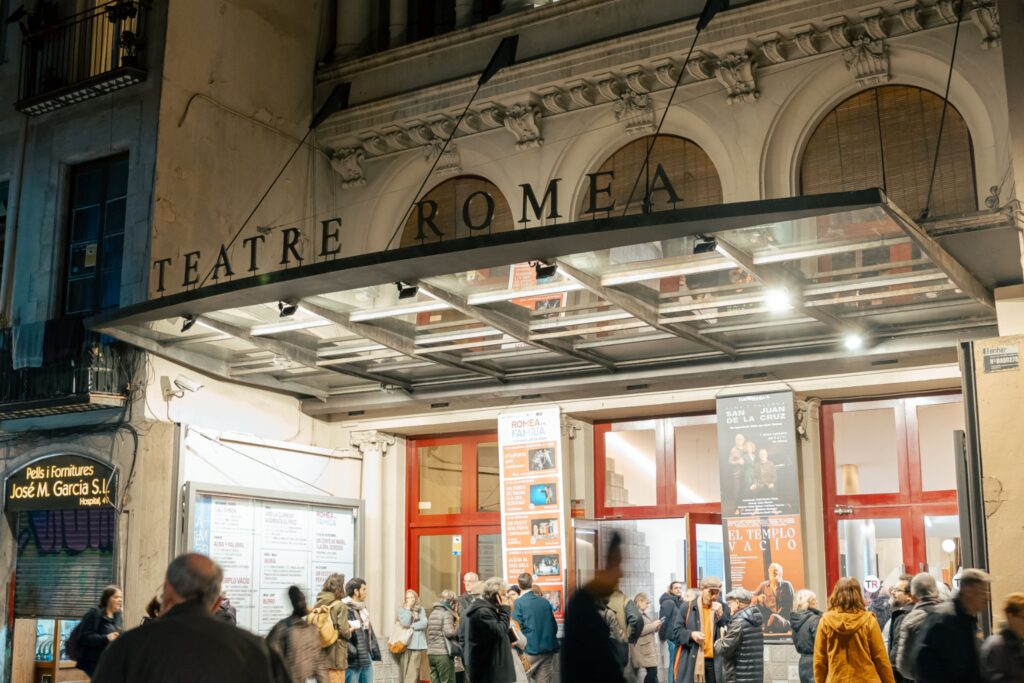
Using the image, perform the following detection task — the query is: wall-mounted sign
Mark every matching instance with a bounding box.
[716,391,804,638]
[499,407,567,619]
[5,454,117,511]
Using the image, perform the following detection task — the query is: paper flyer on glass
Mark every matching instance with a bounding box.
[499,407,566,618]
[716,391,804,638]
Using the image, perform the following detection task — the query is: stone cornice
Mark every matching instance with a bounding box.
[316,0,993,174]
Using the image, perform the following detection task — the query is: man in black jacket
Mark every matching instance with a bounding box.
[714,589,764,683]
[659,582,684,674]
[458,571,481,683]
[464,577,515,683]
[914,568,990,683]
[92,553,289,683]
[886,575,914,683]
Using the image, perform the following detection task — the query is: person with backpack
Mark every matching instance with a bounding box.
[427,590,461,683]
[789,589,821,683]
[893,573,945,681]
[313,573,353,683]
[913,568,990,683]
[343,577,382,683]
[629,593,663,683]
[812,577,895,683]
[396,589,429,683]
[72,584,124,676]
[511,573,559,683]
[267,586,329,683]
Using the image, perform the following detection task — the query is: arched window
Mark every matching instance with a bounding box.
[801,86,976,218]
[580,135,723,217]
[399,175,513,248]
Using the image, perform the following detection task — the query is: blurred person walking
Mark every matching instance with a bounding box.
[913,569,990,683]
[981,592,1024,683]
[789,589,821,683]
[313,573,353,683]
[267,585,330,683]
[812,577,895,683]
[562,531,627,683]
[427,590,461,683]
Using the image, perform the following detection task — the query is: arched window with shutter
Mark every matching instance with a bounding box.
[399,175,513,248]
[800,85,977,219]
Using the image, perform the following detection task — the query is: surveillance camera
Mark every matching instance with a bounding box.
[173,375,204,393]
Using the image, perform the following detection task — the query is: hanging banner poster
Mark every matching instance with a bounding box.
[717,391,804,639]
[499,407,567,618]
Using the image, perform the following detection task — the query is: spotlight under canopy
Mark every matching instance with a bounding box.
[278,301,299,318]
[843,333,864,351]
[533,260,557,280]
[181,315,196,333]
[693,235,718,254]
[763,287,792,312]
[396,282,419,300]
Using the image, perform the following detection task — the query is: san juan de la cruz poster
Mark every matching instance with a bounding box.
[716,391,804,637]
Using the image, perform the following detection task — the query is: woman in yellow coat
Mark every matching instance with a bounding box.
[813,577,896,683]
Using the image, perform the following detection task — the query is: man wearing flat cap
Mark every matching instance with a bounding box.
[714,589,764,683]
[669,577,731,683]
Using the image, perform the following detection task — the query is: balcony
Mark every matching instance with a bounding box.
[0,326,139,420]
[14,0,147,116]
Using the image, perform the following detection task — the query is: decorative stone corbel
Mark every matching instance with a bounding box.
[824,17,852,48]
[538,87,570,114]
[653,59,678,88]
[969,0,1000,49]
[567,80,595,107]
[714,52,760,104]
[350,430,397,456]
[425,141,461,177]
[615,89,655,135]
[480,107,505,128]
[406,123,435,146]
[936,0,958,24]
[330,147,366,188]
[843,36,890,86]
[503,103,544,150]
[428,117,456,140]
[792,25,820,56]
[362,135,389,156]
[758,33,787,64]
[385,129,412,151]
[895,0,923,32]
[595,75,624,102]
[685,53,715,81]
[861,8,889,40]
[624,67,652,94]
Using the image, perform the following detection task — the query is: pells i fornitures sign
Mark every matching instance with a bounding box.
[5,454,117,511]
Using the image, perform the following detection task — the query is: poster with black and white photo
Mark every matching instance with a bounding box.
[717,391,804,638]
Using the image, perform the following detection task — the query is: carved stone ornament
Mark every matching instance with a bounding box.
[615,89,655,135]
[503,103,544,150]
[714,52,759,104]
[969,0,1000,49]
[843,36,890,86]
[330,147,366,188]
[895,0,923,32]
[350,430,397,456]
[759,33,787,64]
[425,141,462,177]
[861,9,889,40]
[792,25,820,56]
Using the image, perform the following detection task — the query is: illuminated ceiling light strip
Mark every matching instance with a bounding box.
[249,318,333,336]
[348,301,448,322]
[466,282,583,305]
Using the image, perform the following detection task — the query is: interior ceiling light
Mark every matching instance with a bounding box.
[532,260,558,280]
[763,287,792,312]
[396,282,419,300]
[278,301,299,318]
[181,315,196,333]
[693,235,718,254]
[843,332,864,351]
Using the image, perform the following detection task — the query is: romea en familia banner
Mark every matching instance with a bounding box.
[716,391,804,638]
[149,166,689,294]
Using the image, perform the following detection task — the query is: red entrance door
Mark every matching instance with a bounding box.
[821,396,963,590]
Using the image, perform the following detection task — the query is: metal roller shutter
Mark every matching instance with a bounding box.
[14,508,116,618]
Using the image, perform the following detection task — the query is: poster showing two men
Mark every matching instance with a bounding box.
[716,391,805,638]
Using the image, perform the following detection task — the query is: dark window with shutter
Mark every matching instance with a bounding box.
[14,508,116,618]
[63,154,128,316]
[800,86,977,219]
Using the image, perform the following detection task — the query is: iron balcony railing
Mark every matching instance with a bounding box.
[0,326,138,416]
[15,0,147,115]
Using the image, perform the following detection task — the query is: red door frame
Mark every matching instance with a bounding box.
[405,433,502,591]
[820,395,962,589]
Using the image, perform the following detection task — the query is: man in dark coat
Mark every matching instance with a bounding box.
[714,589,764,683]
[659,582,684,674]
[562,531,627,683]
[671,576,731,683]
[886,576,914,683]
[914,568,990,683]
[464,577,515,683]
[458,571,480,683]
[92,553,289,683]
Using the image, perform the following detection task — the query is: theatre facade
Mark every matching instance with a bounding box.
[3,0,1024,681]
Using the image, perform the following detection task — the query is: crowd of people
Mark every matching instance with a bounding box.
[563,532,1024,683]
[63,547,1022,683]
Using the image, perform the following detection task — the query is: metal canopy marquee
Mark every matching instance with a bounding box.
[90,190,1010,416]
